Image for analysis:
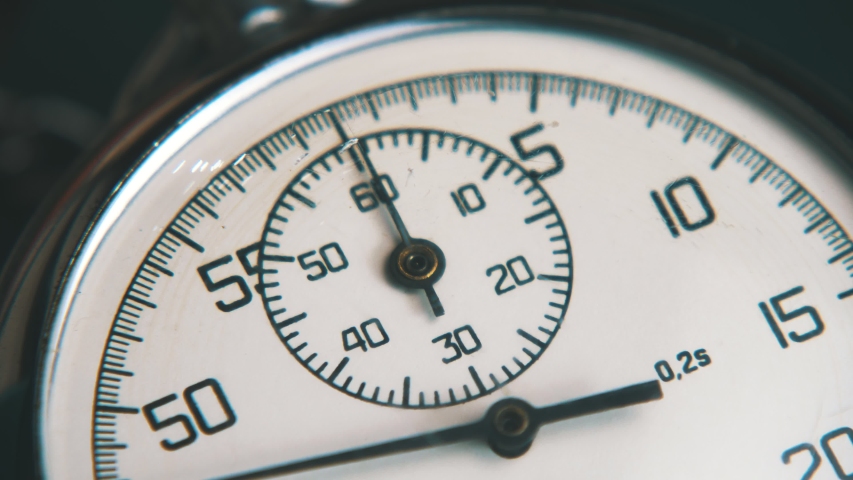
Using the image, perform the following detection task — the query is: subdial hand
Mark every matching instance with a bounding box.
[218,380,663,479]
[355,143,446,316]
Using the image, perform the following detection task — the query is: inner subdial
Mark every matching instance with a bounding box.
[260,129,572,408]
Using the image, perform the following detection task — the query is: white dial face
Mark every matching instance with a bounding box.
[39,19,853,480]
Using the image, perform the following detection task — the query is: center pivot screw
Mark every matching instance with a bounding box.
[486,399,539,459]
[398,244,439,280]
[389,239,446,289]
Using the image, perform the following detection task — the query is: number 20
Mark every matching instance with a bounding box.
[487,256,534,295]
[783,426,853,479]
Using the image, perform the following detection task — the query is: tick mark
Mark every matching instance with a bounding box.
[805,215,831,234]
[524,207,556,224]
[328,109,349,142]
[609,89,621,116]
[829,246,853,264]
[569,80,579,107]
[102,367,134,377]
[779,186,803,208]
[421,132,430,161]
[113,331,143,343]
[529,74,539,113]
[328,357,349,383]
[647,100,661,128]
[167,227,204,252]
[682,116,699,143]
[287,190,316,208]
[482,157,504,181]
[711,136,738,170]
[143,260,173,277]
[252,148,276,170]
[468,366,486,394]
[403,376,411,406]
[95,405,139,414]
[406,83,418,111]
[537,274,570,282]
[275,312,307,329]
[365,93,379,120]
[222,170,246,193]
[517,329,546,349]
[749,160,770,183]
[126,295,156,309]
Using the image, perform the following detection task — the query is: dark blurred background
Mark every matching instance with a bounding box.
[0,0,851,272]
[0,0,170,266]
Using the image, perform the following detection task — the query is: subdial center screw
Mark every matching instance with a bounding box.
[388,239,446,289]
[398,244,439,281]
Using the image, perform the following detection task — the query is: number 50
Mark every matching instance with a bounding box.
[142,378,236,451]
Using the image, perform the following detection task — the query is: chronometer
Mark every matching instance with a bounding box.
[2,1,852,478]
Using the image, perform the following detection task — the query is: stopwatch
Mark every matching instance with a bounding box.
[2,1,853,478]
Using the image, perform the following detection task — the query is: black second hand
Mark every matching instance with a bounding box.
[358,143,412,244]
[355,143,445,315]
[216,380,663,479]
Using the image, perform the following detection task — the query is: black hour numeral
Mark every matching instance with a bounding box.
[350,174,398,212]
[142,395,196,451]
[783,426,853,479]
[298,242,349,281]
[510,123,564,180]
[142,378,236,452]
[760,286,825,349]
[198,241,288,312]
[451,183,486,216]
[651,176,716,238]
[197,255,252,312]
[784,444,821,480]
[486,255,535,295]
[431,325,482,364]
[654,348,711,383]
[342,318,390,352]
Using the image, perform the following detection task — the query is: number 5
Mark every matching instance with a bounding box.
[197,255,252,312]
[510,123,564,180]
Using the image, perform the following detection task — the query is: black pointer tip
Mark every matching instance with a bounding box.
[424,286,445,316]
[537,380,663,424]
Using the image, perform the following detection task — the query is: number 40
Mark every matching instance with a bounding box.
[342,318,390,352]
